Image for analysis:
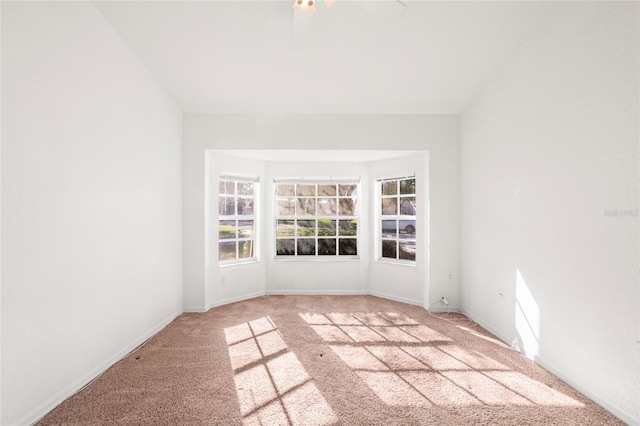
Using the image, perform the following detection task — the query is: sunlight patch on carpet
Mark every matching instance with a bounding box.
[302,311,584,409]
[357,371,429,406]
[226,317,337,426]
[485,371,584,407]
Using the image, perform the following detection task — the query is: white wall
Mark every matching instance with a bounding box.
[183,114,460,311]
[1,3,183,425]
[206,153,267,308]
[460,2,639,423]
[368,153,430,306]
[265,160,370,296]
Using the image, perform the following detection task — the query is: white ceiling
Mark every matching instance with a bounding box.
[94,0,560,114]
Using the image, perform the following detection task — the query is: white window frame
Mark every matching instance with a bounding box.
[377,175,417,265]
[274,178,360,260]
[218,174,259,266]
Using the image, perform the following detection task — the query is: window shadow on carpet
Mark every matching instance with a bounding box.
[299,312,584,408]
[225,316,338,425]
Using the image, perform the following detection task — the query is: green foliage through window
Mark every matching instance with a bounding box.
[275,180,359,257]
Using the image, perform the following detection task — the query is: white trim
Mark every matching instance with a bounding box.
[219,172,259,182]
[267,289,368,296]
[16,308,183,426]
[368,290,423,307]
[375,258,416,267]
[183,305,208,313]
[459,307,639,426]
[272,256,360,262]
[206,291,267,310]
[375,172,416,182]
[428,305,461,313]
[219,259,260,268]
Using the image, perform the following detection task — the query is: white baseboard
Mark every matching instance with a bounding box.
[459,307,639,426]
[207,291,267,310]
[368,291,423,307]
[183,305,207,313]
[17,308,183,426]
[266,289,368,296]
[428,305,461,313]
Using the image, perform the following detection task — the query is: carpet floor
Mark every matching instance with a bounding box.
[38,295,623,425]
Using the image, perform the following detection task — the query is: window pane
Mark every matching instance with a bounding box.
[297,220,316,236]
[219,241,236,261]
[400,197,416,215]
[338,219,357,236]
[318,219,336,236]
[277,184,295,196]
[297,184,316,196]
[296,198,316,216]
[276,220,295,236]
[318,238,337,255]
[276,239,295,255]
[381,198,397,215]
[318,184,336,196]
[400,178,415,195]
[219,196,235,215]
[277,199,295,216]
[237,198,254,215]
[219,180,235,195]
[381,240,397,259]
[297,239,316,255]
[275,179,359,258]
[399,220,416,237]
[339,238,357,255]
[238,220,254,238]
[399,241,416,260]
[238,182,254,196]
[218,176,259,264]
[382,180,397,196]
[381,220,397,238]
[239,240,254,259]
[338,198,355,216]
[219,220,236,239]
[317,198,337,215]
[339,184,357,196]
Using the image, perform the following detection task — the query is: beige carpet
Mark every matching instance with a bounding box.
[38,295,622,425]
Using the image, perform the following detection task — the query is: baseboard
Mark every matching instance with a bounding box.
[267,289,368,296]
[428,305,461,313]
[183,305,209,313]
[17,308,183,426]
[459,307,639,426]
[368,291,423,307]
[183,305,207,313]
[207,291,267,310]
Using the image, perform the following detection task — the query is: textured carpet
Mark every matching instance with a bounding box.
[38,295,623,425]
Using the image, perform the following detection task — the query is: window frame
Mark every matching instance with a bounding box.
[273,178,360,260]
[376,175,417,265]
[218,174,260,266]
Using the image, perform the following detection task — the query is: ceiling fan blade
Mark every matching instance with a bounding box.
[291,9,314,49]
[358,0,407,22]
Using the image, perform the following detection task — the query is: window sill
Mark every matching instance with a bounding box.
[375,258,416,267]
[219,259,260,268]
[273,256,360,262]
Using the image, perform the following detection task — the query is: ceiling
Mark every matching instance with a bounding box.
[94,1,559,114]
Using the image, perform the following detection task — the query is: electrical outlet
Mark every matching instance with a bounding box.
[499,288,504,300]
[220,275,225,285]
[447,271,453,280]
[441,296,449,306]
